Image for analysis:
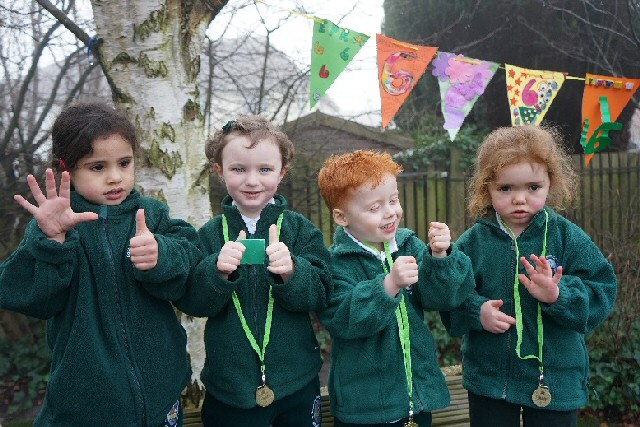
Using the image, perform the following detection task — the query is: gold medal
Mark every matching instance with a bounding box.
[532,385,552,407]
[404,411,418,427]
[256,384,275,407]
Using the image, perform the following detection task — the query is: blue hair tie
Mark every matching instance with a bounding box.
[87,36,98,65]
[222,120,235,134]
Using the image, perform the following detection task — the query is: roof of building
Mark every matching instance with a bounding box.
[283,111,413,152]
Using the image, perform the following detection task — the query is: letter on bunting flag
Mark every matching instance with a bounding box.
[431,52,498,141]
[310,18,369,108]
[376,34,437,128]
[580,73,640,165]
[505,65,565,126]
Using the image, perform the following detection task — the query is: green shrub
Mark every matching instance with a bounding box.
[0,316,49,421]
[393,122,485,172]
[584,217,640,424]
[425,311,461,367]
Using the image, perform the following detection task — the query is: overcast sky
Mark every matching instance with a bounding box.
[207,0,385,125]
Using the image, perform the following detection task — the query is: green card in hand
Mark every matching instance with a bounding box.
[239,239,266,265]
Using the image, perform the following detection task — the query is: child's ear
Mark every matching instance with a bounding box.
[279,165,288,180]
[213,163,223,179]
[333,208,348,227]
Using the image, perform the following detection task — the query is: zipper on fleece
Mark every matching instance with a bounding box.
[102,212,147,424]
[501,239,517,400]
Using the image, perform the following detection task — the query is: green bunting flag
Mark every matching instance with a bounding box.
[310,18,369,108]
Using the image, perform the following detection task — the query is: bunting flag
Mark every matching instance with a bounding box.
[310,18,370,108]
[431,52,498,141]
[580,73,640,165]
[505,65,566,126]
[376,34,437,128]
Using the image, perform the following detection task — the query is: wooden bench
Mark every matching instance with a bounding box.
[183,365,472,426]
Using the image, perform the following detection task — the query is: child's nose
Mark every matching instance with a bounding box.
[384,204,395,216]
[512,192,526,204]
[106,168,122,183]
[245,170,259,185]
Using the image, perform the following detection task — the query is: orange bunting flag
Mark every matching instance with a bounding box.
[580,73,640,165]
[376,34,437,128]
[505,64,565,126]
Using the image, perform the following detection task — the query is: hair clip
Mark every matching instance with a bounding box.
[222,120,235,134]
[58,159,68,172]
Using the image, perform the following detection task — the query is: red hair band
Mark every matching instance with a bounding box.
[58,159,68,172]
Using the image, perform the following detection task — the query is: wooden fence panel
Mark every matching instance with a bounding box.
[272,152,640,247]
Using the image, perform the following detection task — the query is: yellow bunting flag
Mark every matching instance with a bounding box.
[376,34,437,128]
[505,65,565,126]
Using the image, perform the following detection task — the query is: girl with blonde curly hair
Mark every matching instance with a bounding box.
[442,125,617,427]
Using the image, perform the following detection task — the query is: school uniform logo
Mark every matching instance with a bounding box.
[311,395,322,427]
[165,400,180,426]
[546,255,559,274]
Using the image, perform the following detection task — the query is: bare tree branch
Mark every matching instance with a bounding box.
[34,0,90,44]
[0,19,61,154]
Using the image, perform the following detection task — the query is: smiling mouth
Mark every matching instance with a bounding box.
[381,222,395,231]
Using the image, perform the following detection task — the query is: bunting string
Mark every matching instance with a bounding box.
[250,1,639,165]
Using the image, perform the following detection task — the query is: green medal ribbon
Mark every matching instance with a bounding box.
[221,213,284,383]
[500,209,549,375]
[366,241,414,416]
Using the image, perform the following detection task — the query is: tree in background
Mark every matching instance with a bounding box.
[0,2,106,418]
[0,0,352,418]
[383,1,640,423]
[0,0,103,260]
[382,0,640,153]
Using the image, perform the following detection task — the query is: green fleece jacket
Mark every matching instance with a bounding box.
[176,194,332,409]
[441,207,617,411]
[0,189,201,427]
[319,226,475,424]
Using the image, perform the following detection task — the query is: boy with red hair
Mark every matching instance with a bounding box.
[317,150,474,427]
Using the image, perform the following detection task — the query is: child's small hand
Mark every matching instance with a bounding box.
[217,230,247,278]
[519,254,562,304]
[428,222,451,258]
[383,256,418,297]
[14,169,98,243]
[129,209,158,270]
[266,224,294,281]
[480,299,516,333]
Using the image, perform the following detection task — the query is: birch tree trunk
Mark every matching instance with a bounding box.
[90,0,216,225]
[88,0,226,388]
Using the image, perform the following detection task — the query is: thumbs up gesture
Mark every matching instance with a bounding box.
[129,209,158,270]
[266,224,294,281]
[217,230,246,278]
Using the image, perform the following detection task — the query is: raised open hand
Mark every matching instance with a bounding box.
[129,209,158,270]
[480,299,516,334]
[519,254,562,304]
[14,169,99,243]
[266,223,294,281]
